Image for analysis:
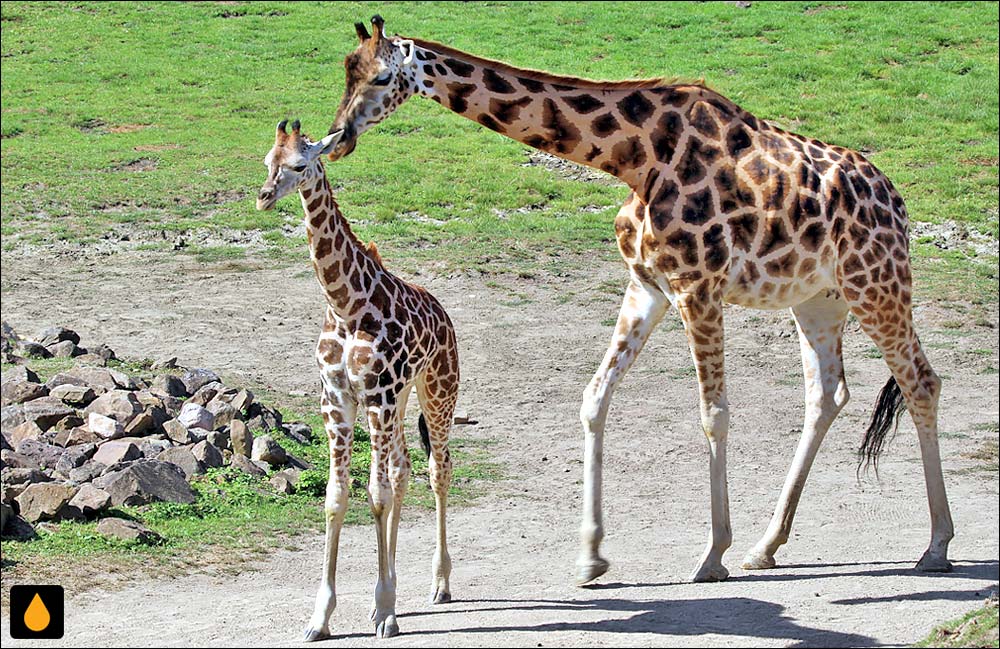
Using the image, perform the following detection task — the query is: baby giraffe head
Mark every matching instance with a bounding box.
[257,120,343,211]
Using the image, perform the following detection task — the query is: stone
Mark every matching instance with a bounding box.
[1,379,49,406]
[50,384,97,406]
[269,473,295,494]
[92,441,141,467]
[1,404,27,434]
[123,410,155,436]
[88,412,124,439]
[46,372,96,391]
[207,429,230,452]
[1,501,9,532]
[96,517,161,544]
[150,356,178,370]
[207,401,239,429]
[181,368,220,395]
[190,382,223,407]
[286,453,313,470]
[66,367,132,391]
[229,420,253,457]
[230,389,254,414]
[139,438,172,458]
[15,438,64,469]
[68,484,110,517]
[63,427,101,447]
[85,390,143,427]
[91,343,117,362]
[34,326,81,347]
[191,440,224,469]
[156,446,203,480]
[15,482,80,523]
[73,353,108,366]
[150,374,187,398]
[2,513,35,540]
[1,449,40,470]
[48,340,81,358]
[2,366,40,384]
[9,420,44,446]
[17,341,52,359]
[68,461,107,483]
[187,427,211,442]
[1,467,52,489]
[177,402,214,431]
[229,453,266,478]
[55,443,97,476]
[283,422,313,445]
[51,414,84,433]
[160,395,184,418]
[162,418,194,444]
[95,459,196,506]
[251,435,287,467]
[22,396,77,430]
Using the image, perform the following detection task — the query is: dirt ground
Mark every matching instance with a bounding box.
[1,244,998,647]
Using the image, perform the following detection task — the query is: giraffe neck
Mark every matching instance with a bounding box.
[299,168,381,319]
[408,38,691,193]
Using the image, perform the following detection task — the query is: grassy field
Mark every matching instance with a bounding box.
[916,596,999,648]
[1,1,997,295]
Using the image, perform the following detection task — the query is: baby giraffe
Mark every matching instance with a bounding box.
[256,120,459,640]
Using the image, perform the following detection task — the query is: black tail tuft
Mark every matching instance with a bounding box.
[858,376,907,474]
[418,413,431,458]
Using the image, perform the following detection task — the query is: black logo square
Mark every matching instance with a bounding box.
[9,585,64,639]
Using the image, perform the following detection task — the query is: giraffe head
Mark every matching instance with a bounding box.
[326,15,417,160]
[257,120,342,211]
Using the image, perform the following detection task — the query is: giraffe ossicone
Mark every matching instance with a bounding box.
[258,119,460,639]
[327,15,953,585]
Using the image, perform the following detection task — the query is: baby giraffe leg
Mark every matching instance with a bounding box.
[305,390,357,641]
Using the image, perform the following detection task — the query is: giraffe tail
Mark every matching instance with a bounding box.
[858,376,907,474]
[417,413,431,458]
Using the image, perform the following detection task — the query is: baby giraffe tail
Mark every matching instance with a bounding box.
[858,375,907,473]
[418,413,431,458]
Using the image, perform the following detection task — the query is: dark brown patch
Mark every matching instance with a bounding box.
[640,170,659,203]
[765,250,799,277]
[745,155,771,185]
[703,224,728,272]
[760,218,791,256]
[651,111,682,164]
[584,144,602,162]
[541,98,582,154]
[610,135,647,170]
[591,112,620,138]
[729,214,758,252]
[650,180,679,229]
[716,164,755,213]
[688,101,720,139]
[443,58,475,77]
[658,87,689,107]
[676,139,719,185]
[800,222,826,251]
[518,76,546,93]
[478,113,504,132]
[482,68,515,94]
[446,82,477,113]
[761,172,788,210]
[564,94,604,114]
[617,91,655,127]
[682,187,715,226]
[489,96,532,124]
[666,229,699,266]
[614,214,636,258]
[315,236,332,259]
[726,124,753,157]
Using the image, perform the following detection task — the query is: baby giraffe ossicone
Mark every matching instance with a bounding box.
[256,120,460,640]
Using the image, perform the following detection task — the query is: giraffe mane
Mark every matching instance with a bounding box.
[406,36,707,91]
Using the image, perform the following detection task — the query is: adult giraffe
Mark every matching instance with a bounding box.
[326,15,953,584]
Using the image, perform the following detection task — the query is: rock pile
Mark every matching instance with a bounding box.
[1,323,313,540]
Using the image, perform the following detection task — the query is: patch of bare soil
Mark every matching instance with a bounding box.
[1,246,997,647]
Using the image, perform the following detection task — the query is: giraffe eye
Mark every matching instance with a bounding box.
[372,73,392,86]
[292,164,307,173]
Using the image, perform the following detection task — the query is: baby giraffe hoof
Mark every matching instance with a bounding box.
[303,626,331,642]
[575,557,611,586]
[740,550,777,571]
[374,615,400,639]
[431,590,452,604]
[915,551,953,573]
[691,563,730,583]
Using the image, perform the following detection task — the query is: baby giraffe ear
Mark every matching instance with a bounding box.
[316,130,344,157]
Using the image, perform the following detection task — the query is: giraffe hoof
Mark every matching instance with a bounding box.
[431,590,452,604]
[691,563,729,583]
[740,550,777,571]
[915,551,952,573]
[575,557,611,586]
[303,626,331,642]
[374,615,400,639]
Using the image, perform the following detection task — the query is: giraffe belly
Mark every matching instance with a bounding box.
[723,255,838,310]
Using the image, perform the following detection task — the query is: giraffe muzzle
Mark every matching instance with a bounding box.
[256,188,276,211]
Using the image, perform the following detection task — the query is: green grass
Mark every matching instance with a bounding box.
[916,599,999,648]
[0,1,996,292]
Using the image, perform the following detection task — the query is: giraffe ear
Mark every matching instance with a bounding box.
[355,22,370,42]
[316,130,344,157]
[396,39,414,66]
[371,14,385,42]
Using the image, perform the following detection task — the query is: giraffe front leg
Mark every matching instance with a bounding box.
[577,278,669,585]
[305,392,356,641]
[677,289,732,583]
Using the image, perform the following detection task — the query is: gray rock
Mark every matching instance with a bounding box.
[187,427,211,443]
[207,401,239,429]
[1,449,41,470]
[84,390,143,427]
[229,420,253,457]
[1,513,35,539]
[49,384,97,406]
[269,473,295,494]
[2,365,41,384]
[230,389,254,414]
[162,418,194,444]
[48,340,81,358]
[1,404,27,434]
[96,517,161,544]
[206,429,230,452]
[287,453,313,470]
[68,483,110,517]
[229,453,266,478]
[123,410,155,436]
[156,446,203,480]
[65,367,132,391]
[8,420,44,446]
[181,368,220,395]
[51,413,84,433]
[283,422,314,445]
[160,395,184,418]
[90,343,118,362]
[34,326,81,347]
[1,379,49,406]
[73,353,108,366]
[63,427,102,447]
[68,461,107,483]
[1,466,52,488]
[17,341,52,359]
[190,382,223,407]
[55,443,97,476]
[251,435,287,467]
[150,356,178,371]
[88,412,124,439]
[177,402,214,431]
[92,441,141,467]
[246,403,282,432]
[0,501,9,532]
[94,459,196,506]
[22,396,77,430]
[139,438,172,458]
[15,482,80,522]
[15,438,65,469]
[150,375,187,398]
[191,440,223,469]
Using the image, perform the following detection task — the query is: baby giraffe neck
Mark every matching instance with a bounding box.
[299,170,380,318]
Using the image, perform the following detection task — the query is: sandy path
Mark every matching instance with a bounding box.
[1,248,997,647]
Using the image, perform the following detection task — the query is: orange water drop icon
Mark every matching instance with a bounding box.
[24,592,51,632]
